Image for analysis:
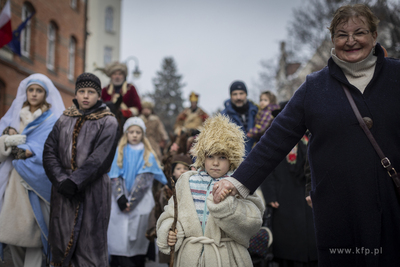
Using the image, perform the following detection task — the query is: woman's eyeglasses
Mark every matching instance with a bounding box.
[334,30,370,42]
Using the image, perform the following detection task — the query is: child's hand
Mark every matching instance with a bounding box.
[8,128,17,135]
[218,188,233,202]
[212,180,237,203]
[124,202,131,212]
[246,132,252,138]
[168,229,177,247]
[25,149,33,158]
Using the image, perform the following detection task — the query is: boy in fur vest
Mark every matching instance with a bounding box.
[156,114,264,267]
[43,73,119,266]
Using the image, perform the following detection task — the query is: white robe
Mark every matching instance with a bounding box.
[107,179,155,257]
[157,171,264,267]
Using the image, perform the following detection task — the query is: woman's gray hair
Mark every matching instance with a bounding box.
[328,4,380,39]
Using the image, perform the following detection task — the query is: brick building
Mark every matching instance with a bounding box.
[0,0,87,117]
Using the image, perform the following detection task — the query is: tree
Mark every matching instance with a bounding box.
[287,0,400,59]
[256,0,400,102]
[147,57,185,134]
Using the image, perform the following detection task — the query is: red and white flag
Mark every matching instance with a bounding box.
[0,0,12,48]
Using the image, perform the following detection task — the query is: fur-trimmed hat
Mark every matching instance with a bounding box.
[75,73,102,95]
[103,62,128,77]
[190,114,245,171]
[141,101,154,110]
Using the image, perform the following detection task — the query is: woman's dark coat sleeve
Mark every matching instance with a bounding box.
[232,84,308,193]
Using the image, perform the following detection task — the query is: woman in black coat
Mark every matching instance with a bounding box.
[213,4,400,267]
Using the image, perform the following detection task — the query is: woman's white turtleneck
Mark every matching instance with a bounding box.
[331,48,377,93]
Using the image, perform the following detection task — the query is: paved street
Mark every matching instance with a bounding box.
[0,245,166,267]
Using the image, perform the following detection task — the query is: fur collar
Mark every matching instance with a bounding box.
[19,105,49,132]
[63,103,114,120]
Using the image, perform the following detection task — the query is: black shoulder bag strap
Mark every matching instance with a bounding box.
[341,84,400,197]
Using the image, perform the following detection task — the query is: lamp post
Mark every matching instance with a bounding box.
[124,56,141,82]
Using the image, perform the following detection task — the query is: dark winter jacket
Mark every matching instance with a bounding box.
[233,44,400,267]
[261,136,317,263]
[43,102,119,267]
[221,99,258,155]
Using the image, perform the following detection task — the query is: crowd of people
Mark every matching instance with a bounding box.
[0,3,399,267]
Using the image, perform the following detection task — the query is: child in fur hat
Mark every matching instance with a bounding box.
[156,114,264,267]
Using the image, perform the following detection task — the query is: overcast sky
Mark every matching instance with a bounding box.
[120,0,303,114]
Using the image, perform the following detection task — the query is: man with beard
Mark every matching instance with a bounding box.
[101,62,142,118]
[221,81,258,156]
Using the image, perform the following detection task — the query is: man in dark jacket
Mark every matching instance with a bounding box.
[221,80,258,156]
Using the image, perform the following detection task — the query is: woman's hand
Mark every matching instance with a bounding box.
[212,180,238,203]
[306,196,312,208]
[269,201,280,208]
[25,149,33,158]
[168,229,178,247]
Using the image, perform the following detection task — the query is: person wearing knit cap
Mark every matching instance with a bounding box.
[174,91,209,135]
[139,101,169,161]
[156,114,264,267]
[100,61,142,118]
[42,72,119,266]
[221,80,258,156]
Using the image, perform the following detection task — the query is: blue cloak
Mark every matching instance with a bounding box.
[108,144,167,191]
[12,110,57,257]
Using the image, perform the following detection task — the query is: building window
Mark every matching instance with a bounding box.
[21,4,33,58]
[104,47,112,65]
[70,0,77,9]
[105,7,113,32]
[68,37,76,80]
[47,22,57,71]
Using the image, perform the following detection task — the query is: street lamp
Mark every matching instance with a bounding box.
[124,56,141,79]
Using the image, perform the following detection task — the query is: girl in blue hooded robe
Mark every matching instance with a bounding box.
[108,117,167,267]
[0,73,65,266]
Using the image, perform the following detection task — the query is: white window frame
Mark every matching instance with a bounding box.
[104,46,112,65]
[68,37,76,80]
[47,23,56,70]
[21,4,33,58]
[105,7,113,32]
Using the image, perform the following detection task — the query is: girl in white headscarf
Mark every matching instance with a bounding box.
[0,73,65,266]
